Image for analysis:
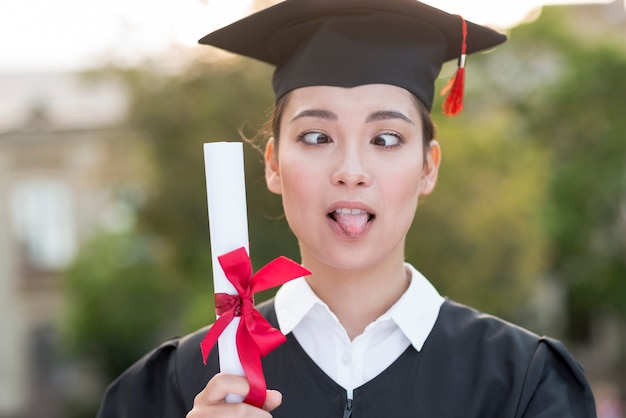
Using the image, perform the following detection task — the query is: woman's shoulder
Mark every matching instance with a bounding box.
[433,298,584,367]
[428,299,585,383]
[436,299,542,345]
[428,299,596,417]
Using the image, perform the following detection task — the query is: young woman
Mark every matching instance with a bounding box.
[97,0,597,417]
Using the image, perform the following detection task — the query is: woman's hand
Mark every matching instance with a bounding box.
[186,373,282,417]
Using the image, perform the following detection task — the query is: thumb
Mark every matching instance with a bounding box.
[263,389,282,411]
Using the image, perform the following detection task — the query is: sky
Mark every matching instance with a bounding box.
[0,0,617,74]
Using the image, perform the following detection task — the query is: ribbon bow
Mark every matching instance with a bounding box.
[200,246,310,407]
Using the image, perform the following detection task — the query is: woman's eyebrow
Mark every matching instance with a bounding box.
[291,109,338,122]
[365,110,414,124]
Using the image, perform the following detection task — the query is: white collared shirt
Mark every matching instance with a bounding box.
[275,263,444,398]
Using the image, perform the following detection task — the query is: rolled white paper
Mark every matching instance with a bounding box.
[203,141,248,403]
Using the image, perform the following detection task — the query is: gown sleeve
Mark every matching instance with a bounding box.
[96,338,188,418]
[96,325,217,418]
[516,337,597,418]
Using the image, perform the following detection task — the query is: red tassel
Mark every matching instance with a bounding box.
[441,59,465,116]
[441,15,467,116]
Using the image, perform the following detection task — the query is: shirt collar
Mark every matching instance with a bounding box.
[275,273,321,335]
[275,263,444,352]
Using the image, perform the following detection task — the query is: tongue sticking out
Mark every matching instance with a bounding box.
[334,212,370,237]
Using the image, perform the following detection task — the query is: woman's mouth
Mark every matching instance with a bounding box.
[328,208,375,238]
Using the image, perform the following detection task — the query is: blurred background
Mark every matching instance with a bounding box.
[1,0,625,416]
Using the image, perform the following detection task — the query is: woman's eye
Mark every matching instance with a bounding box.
[298,131,331,145]
[371,133,402,147]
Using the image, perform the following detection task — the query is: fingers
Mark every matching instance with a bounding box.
[200,373,250,404]
[186,373,282,418]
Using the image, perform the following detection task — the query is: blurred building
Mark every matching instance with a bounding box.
[0,72,135,418]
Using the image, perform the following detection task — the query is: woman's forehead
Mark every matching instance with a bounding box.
[285,84,420,115]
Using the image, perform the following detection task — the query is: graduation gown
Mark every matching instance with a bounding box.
[97,299,597,417]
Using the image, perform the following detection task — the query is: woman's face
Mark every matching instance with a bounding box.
[265,84,440,273]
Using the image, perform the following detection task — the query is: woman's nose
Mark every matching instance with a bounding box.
[330,145,372,187]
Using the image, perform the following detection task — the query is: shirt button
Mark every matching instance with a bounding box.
[342,352,352,366]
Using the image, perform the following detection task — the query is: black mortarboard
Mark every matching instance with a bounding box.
[199,0,506,115]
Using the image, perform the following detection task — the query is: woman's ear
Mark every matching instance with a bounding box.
[265,138,282,194]
[419,139,441,196]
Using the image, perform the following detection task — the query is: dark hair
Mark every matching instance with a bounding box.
[263,90,437,166]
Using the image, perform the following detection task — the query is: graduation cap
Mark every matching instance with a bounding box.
[199,0,506,115]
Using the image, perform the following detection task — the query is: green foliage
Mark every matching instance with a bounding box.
[109,59,297,333]
[62,231,183,380]
[517,17,626,338]
[119,61,278,275]
[408,109,549,320]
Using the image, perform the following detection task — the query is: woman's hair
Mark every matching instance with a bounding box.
[260,90,437,166]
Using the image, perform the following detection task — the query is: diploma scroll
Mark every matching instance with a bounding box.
[203,141,248,403]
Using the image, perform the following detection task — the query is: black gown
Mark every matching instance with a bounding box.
[97,299,597,417]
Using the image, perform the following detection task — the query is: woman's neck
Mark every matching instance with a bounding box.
[303,257,410,340]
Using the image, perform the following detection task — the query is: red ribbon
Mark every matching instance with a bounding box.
[200,246,310,408]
